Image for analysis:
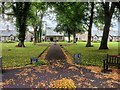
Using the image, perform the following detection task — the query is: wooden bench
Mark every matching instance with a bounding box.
[103,54,120,72]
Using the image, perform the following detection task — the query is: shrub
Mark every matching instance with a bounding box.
[48,78,76,89]
[34,60,47,66]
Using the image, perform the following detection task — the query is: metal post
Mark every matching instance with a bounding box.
[0,57,2,73]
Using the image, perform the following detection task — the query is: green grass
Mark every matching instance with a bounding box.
[36,42,51,44]
[1,42,48,68]
[1,41,119,68]
[63,42,119,67]
[33,60,48,66]
[58,41,69,44]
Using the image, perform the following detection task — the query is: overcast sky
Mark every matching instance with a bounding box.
[0,11,119,32]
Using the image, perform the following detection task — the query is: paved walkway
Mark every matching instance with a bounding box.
[1,44,120,88]
[45,44,66,60]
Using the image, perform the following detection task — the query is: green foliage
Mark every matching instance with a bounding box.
[1,42,48,68]
[52,2,88,43]
[94,2,119,30]
[63,42,118,67]
[27,2,48,43]
[94,2,105,29]
[33,60,47,66]
[28,2,48,25]
[55,23,73,34]
[53,2,87,33]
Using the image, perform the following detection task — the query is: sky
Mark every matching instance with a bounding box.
[42,8,57,29]
[0,10,119,33]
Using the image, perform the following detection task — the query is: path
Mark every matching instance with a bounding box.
[1,44,120,88]
[45,44,66,60]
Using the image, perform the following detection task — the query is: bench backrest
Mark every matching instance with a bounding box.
[107,54,120,64]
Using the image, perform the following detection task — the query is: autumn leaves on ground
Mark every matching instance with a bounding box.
[1,42,120,89]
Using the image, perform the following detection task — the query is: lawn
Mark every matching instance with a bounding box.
[1,42,48,68]
[63,42,119,67]
[1,41,119,68]
[36,42,52,44]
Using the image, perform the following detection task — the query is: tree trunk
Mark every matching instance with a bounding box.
[99,3,115,49]
[17,19,26,47]
[73,29,76,43]
[33,11,38,44]
[18,40,25,47]
[99,18,110,49]
[2,2,5,19]
[118,17,120,55]
[34,26,38,44]
[39,14,44,43]
[39,28,42,42]
[39,19,43,43]
[86,2,94,47]
[37,31,39,43]
[68,31,71,43]
[13,2,31,47]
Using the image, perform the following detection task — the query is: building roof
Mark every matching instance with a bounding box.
[0,30,17,37]
[45,27,64,36]
[46,34,64,37]
[46,31,64,36]
[92,30,119,36]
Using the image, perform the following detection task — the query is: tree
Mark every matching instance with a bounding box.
[28,2,48,43]
[99,2,115,49]
[27,5,39,43]
[1,2,5,19]
[55,23,73,42]
[12,2,31,47]
[86,2,94,47]
[36,3,47,43]
[52,2,86,43]
[0,2,15,22]
[0,2,31,47]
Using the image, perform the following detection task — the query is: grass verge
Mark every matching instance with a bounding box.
[63,42,118,67]
[1,42,48,68]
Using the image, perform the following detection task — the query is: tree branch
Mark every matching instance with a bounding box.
[4,13,14,15]
[113,2,120,10]
[109,3,115,19]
